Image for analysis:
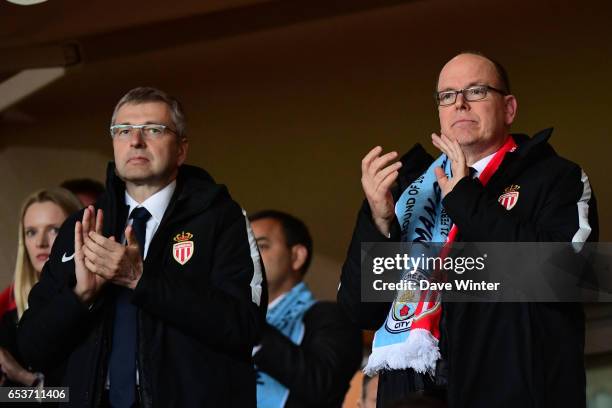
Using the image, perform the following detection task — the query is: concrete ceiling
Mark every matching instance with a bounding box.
[0,0,417,72]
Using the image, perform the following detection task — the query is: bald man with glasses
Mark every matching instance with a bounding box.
[338,53,598,407]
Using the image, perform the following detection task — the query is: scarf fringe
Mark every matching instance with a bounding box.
[364,329,440,376]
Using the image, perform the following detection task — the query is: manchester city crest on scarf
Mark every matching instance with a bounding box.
[387,297,417,334]
[385,270,428,334]
[173,231,194,265]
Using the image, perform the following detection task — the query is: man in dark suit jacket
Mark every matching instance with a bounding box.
[250,210,362,408]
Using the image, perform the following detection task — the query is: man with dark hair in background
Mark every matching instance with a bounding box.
[250,210,362,407]
[18,87,265,407]
[338,53,598,407]
[61,178,105,207]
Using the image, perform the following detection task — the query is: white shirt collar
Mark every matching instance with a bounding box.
[471,151,497,178]
[268,292,287,310]
[124,180,176,222]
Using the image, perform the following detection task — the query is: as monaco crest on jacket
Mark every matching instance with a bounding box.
[173,231,194,265]
[498,185,520,210]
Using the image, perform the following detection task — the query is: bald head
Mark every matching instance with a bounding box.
[438,53,510,94]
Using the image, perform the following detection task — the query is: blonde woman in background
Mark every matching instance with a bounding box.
[0,188,81,386]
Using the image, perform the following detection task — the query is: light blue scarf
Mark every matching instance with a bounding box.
[257,282,316,407]
[364,154,452,376]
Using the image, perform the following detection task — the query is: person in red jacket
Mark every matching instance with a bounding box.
[0,284,15,321]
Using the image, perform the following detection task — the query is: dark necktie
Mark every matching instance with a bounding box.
[469,167,478,179]
[109,206,150,408]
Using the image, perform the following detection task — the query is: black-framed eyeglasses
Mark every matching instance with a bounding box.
[109,124,177,139]
[434,85,507,107]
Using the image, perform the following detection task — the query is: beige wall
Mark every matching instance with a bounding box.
[0,146,109,285]
[1,0,610,298]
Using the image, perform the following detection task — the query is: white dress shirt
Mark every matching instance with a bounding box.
[124,180,176,259]
[470,151,496,179]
